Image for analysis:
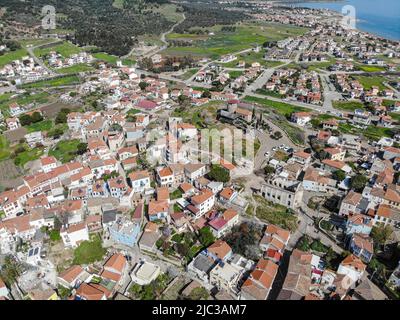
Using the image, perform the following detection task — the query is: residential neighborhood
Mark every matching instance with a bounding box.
[0,0,399,303]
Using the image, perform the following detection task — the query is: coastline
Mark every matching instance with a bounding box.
[277,1,400,42]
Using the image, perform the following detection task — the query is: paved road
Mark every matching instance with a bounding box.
[186,48,254,84]
[243,60,292,96]
[244,90,338,114]
[320,73,343,110]
[26,43,57,76]
[254,127,296,170]
[141,13,186,60]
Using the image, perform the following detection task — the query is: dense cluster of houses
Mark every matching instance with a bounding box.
[333,74,394,101]
[0,56,49,82]
[265,68,322,104]
[46,51,94,69]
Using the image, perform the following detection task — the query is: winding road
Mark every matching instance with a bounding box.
[137,12,186,60]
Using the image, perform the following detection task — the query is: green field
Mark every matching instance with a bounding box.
[332,100,365,111]
[26,120,53,133]
[178,68,199,80]
[93,52,119,64]
[164,22,308,59]
[219,55,284,69]
[112,0,124,9]
[0,135,11,161]
[389,112,400,122]
[127,108,142,115]
[223,51,285,68]
[122,58,136,66]
[339,123,394,141]
[55,64,95,74]
[0,92,52,117]
[0,49,29,67]
[274,119,306,145]
[383,99,397,107]
[49,139,81,163]
[302,58,336,71]
[21,75,80,89]
[228,70,243,79]
[73,235,106,265]
[150,3,183,23]
[255,88,285,99]
[18,38,58,48]
[93,54,135,67]
[34,41,83,58]
[354,75,388,91]
[355,64,386,72]
[254,195,298,231]
[243,96,311,117]
[14,146,44,167]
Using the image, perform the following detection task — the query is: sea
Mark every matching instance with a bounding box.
[292,0,400,41]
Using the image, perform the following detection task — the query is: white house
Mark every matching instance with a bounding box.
[177,123,197,140]
[0,278,9,298]
[337,254,366,284]
[128,170,151,193]
[60,222,89,248]
[291,112,312,126]
[40,156,58,173]
[184,164,207,183]
[24,131,44,148]
[188,189,215,219]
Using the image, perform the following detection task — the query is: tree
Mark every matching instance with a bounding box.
[224,223,259,259]
[264,165,275,177]
[202,90,211,98]
[0,256,21,286]
[317,150,328,160]
[57,285,72,300]
[188,287,209,300]
[55,108,72,124]
[332,170,346,181]
[371,224,393,250]
[76,143,88,155]
[176,242,190,257]
[350,174,368,192]
[177,94,191,107]
[53,216,62,231]
[199,227,215,247]
[139,81,149,91]
[111,123,123,132]
[207,164,230,183]
[271,131,282,140]
[31,112,43,123]
[19,114,32,126]
[48,127,65,139]
[101,171,119,181]
[310,137,324,152]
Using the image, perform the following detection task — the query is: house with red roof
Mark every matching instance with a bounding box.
[240,259,279,300]
[156,166,174,187]
[75,283,108,300]
[349,233,373,263]
[259,224,290,255]
[219,187,238,204]
[148,200,170,222]
[208,209,239,238]
[137,99,157,110]
[57,265,89,289]
[188,189,215,219]
[101,253,128,284]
